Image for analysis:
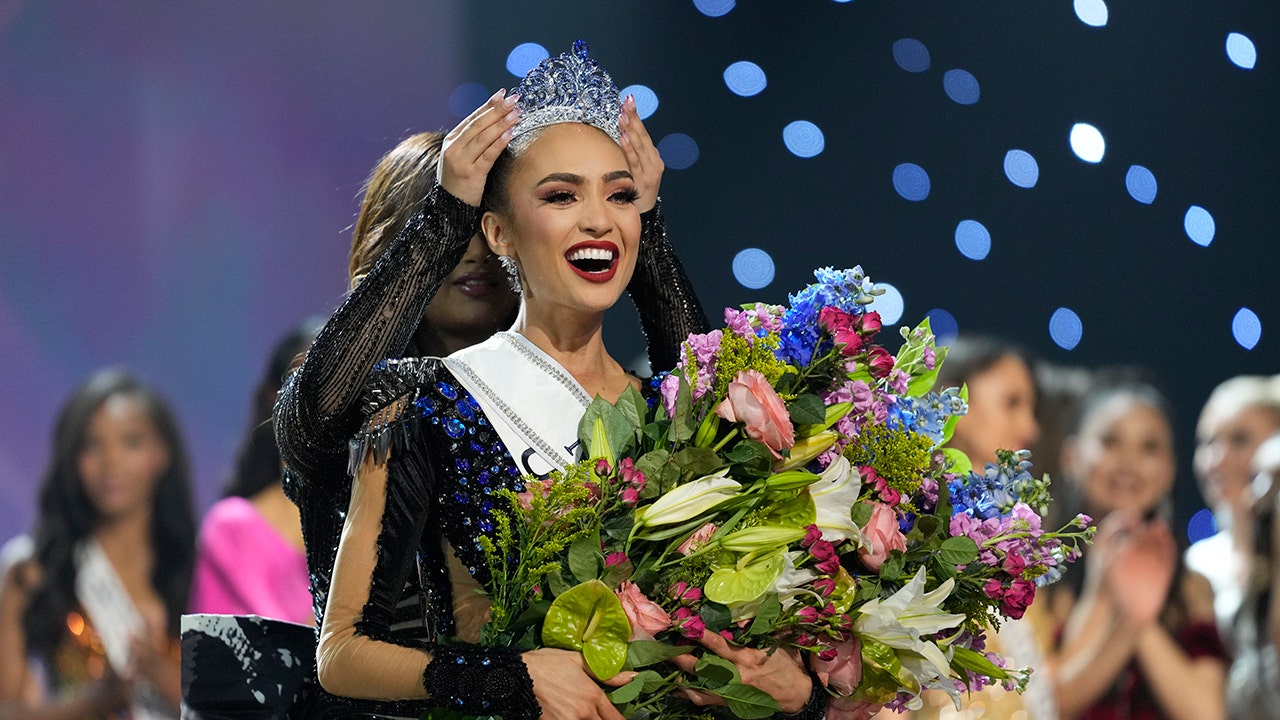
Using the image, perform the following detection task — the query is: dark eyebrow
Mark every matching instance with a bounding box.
[604,170,633,182]
[536,172,584,186]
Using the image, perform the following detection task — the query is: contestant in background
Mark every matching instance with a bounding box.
[0,370,195,719]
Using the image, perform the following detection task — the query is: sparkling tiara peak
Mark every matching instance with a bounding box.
[510,40,622,145]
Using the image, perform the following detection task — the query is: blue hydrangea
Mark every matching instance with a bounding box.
[776,267,878,366]
[949,450,1049,520]
[887,387,966,444]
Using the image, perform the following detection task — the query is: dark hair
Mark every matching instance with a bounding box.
[349,131,445,285]
[22,369,196,665]
[937,335,1037,394]
[221,318,323,499]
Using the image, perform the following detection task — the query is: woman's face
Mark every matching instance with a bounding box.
[1072,395,1175,517]
[1194,404,1280,512]
[484,123,640,318]
[421,233,519,340]
[950,354,1039,465]
[76,394,170,521]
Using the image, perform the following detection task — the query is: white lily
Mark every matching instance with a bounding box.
[808,454,863,543]
[853,567,966,686]
[635,471,741,528]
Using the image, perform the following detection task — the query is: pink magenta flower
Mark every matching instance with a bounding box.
[715,369,795,457]
[857,502,907,572]
[615,581,672,641]
[865,346,895,379]
[621,487,640,506]
[676,522,717,555]
[672,607,706,639]
[856,310,882,338]
[605,552,630,568]
[811,635,863,696]
[797,606,821,623]
[1001,578,1036,620]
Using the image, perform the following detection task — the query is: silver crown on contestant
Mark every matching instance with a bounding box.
[510,40,623,146]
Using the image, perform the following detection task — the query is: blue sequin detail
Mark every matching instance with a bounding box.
[435,381,459,400]
[481,500,494,514]
[470,440,486,454]
[482,657,491,666]
[477,470,491,486]
[444,417,466,439]
[454,491,469,504]
[455,457,470,473]
[464,394,481,412]
[479,519,494,532]
[456,400,476,423]
[415,396,437,416]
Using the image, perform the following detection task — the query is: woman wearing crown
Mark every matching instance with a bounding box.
[245,43,826,720]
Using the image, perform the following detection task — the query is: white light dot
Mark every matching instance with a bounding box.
[943,69,980,105]
[1227,32,1257,70]
[506,43,549,77]
[724,61,767,97]
[1070,123,1106,163]
[1187,508,1217,544]
[1004,150,1039,188]
[1049,307,1083,350]
[1184,205,1216,247]
[783,121,824,158]
[925,308,959,346]
[954,220,991,260]
[892,39,931,73]
[693,0,734,17]
[657,133,699,170]
[892,163,931,202]
[1074,0,1109,27]
[732,248,774,289]
[1233,308,1262,350]
[619,84,659,119]
[1125,165,1158,204]
[869,283,905,325]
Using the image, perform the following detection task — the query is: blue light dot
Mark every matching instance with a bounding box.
[1070,123,1106,163]
[732,248,774,289]
[1049,308,1083,350]
[783,121,824,158]
[954,220,991,260]
[1073,0,1109,27]
[1187,508,1217,545]
[943,69,980,105]
[657,133,699,170]
[619,84,659,119]
[505,43,549,78]
[892,39,931,73]
[869,283,905,325]
[693,0,735,17]
[1184,206,1216,247]
[892,163,931,201]
[925,308,959,346]
[723,61,767,97]
[448,83,491,118]
[1004,150,1039,188]
[1125,165,1158,204]
[1227,32,1257,70]
[1233,308,1262,350]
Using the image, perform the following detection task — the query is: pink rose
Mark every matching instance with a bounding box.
[615,581,671,641]
[811,636,863,696]
[865,346,894,379]
[857,502,907,571]
[677,522,717,555]
[715,369,795,456]
[826,697,883,720]
[855,311,882,338]
[1001,578,1036,620]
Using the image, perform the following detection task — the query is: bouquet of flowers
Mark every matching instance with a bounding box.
[469,267,1093,719]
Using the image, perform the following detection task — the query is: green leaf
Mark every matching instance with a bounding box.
[786,393,827,425]
[568,536,602,583]
[509,599,551,632]
[725,440,772,465]
[671,374,695,443]
[699,601,732,632]
[545,566,571,597]
[851,502,874,527]
[626,640,694,668]
[854,578,881,603]
[616,384,649,437]
[673,446,725,476]
[693,654,740,688]
[578,398,636,466]
[608,669,666,703]
[602,513,634,542]
[942,447,973,477]
[542,580,632,680]
[710,682,782,719]
[704,549,787,605]
[878,550,905,581]
[952,646,1011,679]
[913,514,940,542]
[938,535,979,566]
[746,594,782,636]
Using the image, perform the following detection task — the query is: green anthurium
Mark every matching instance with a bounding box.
[542,580,632,680]
[942,447,972,477]
[761,491,817,529]
[704,548,787,605]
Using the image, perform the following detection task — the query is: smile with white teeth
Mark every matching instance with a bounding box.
[567,246,617,273]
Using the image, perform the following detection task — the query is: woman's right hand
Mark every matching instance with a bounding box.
[439,89,521,207]
[522,648,633,720]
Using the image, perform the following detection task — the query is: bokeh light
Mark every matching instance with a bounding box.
[506,42,549,77]
[1233,308,1262,350]
[1125,165,1158,204]
[783,121,825,158]
[1004,150,1039,188]
[1226,32,1257,70]
[1184,205,1216,247]
[1074,0,1109,27]
[925,308,959,346]
[892,163,931,201]
[657,133,699,170]
[943,69,980,105]
[724,61,768,97]
[448,83,490,118]
[1070,123,1106,163]
[869,283,905,325]
[732,248,774,289]
[619,84,659,119]
[892,39,931,73]
[1050,307,1083,350]
[1187,508,1217,544]
[693,0,735,17]
[954,220,991,260]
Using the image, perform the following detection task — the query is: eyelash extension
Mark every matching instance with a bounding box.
[540,190,577,204]
[612,188,640,203]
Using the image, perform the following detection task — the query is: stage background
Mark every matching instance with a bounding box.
[2,1,1277,553]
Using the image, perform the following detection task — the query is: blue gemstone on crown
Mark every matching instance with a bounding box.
[511,40,622,144]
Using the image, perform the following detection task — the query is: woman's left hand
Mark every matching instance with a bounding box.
[618,94,663,213]
[671,630,814,714]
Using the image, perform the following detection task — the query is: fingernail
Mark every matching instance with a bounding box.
[491,88,505,101]
[501,127,513,140]
[505,109,521,123]
[502,93,519,109]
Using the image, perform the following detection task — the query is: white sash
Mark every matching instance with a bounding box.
[75,539,173,719]
[442,331,590,478]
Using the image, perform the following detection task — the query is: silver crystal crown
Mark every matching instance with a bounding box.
[510,40,622,144]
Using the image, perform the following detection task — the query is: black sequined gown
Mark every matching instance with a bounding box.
[182,184,707,719]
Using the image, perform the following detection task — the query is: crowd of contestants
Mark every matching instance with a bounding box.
[1,129,1278,720]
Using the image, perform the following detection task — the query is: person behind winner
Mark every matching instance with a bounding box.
[304,43,824,719]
